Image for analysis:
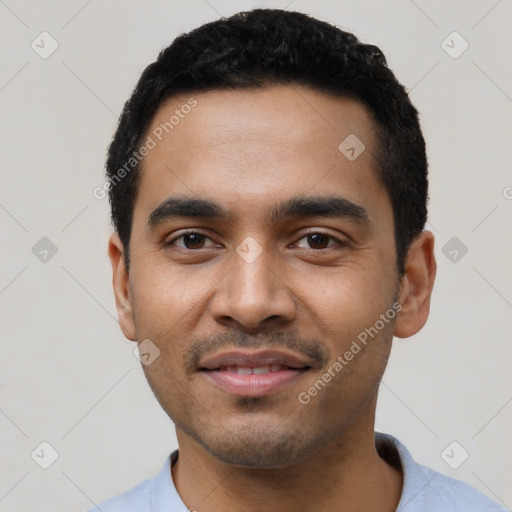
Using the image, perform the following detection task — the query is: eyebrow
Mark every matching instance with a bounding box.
[147,195,370,229]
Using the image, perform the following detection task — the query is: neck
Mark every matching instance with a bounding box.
[171,395,403,512]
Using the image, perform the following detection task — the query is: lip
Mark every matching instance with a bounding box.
[199,349,313,371]
[199,349,312,398]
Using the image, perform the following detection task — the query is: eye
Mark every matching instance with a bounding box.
[295,231,347,250]
[165,231,216,250]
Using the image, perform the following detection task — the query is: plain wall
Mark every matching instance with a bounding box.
[1,0,511,510]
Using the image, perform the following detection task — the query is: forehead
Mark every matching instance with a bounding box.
[133,85,388,227]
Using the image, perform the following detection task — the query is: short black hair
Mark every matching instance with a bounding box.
[106,8,428,275]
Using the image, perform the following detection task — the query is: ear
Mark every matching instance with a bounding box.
[108,232,136,341]
[394,230,436,338]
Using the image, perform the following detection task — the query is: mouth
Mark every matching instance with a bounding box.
[211,364,305,374]
[199,350,312,397]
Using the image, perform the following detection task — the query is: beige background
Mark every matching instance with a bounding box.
[1,0,511,510]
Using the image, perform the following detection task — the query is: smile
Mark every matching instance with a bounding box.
[213,364,292,375]
[200,353,312,397]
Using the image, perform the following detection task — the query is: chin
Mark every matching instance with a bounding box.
[204,436,306,468]
[183,416,318,469]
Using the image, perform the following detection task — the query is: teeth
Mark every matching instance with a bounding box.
[252,366,270,374]
[217,365,287,374]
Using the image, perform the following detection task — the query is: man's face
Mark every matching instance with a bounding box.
[112,85,406,467]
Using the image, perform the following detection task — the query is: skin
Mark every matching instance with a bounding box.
[109,85,436,512]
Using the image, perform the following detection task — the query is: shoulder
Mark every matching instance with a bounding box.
[375,432,507,512]
[85,475,155,512]
[85,452,179,512]
[415,465,507,511]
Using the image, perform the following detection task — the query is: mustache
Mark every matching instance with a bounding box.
[184,330,329,373]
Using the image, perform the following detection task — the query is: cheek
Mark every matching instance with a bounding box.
[303,263,394,345]
[141,359,199,429]
[130,261,211,337]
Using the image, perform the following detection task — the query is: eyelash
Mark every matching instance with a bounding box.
[165,230,348,251]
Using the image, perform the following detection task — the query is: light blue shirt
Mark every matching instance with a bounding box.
[87,432,507,511]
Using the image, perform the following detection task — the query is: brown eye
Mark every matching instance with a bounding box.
[181,234,206,249]
[295,231,344,250]
[166,232,215,250]
[306,233,330,249]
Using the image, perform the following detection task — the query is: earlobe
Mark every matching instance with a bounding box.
[394,231,436,339]
[108,232,137,341]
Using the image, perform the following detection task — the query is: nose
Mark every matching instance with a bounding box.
[209,244,297,331]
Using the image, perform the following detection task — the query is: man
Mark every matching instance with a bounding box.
[91,9,506,512]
